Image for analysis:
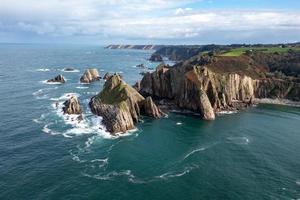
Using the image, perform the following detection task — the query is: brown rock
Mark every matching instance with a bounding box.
[140,96,164,118]
[89,74,162,134]
[63,96,82,115]
[80,69,100,83]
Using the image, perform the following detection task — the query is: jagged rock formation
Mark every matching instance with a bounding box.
[149,54,163,62]
[80,69,100,83]
[139,54,300,120]
[140,96,164,118]
[89,74,163,134]
[63,96,82,115]
[103,72,111,81]
[47,75,65,83]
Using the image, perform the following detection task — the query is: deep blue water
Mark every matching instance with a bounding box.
[0,44,300,200]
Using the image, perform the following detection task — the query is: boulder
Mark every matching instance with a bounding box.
[80,68,100,83]
[149,53,163,62]
[47,75,65,83]
[89,74,162,134]
[62,96,82,115]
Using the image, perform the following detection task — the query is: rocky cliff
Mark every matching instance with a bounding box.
[89,74,163,134]
[139,55,300,119]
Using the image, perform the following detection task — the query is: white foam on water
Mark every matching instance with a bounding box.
[42,123,61,136]
[176,122,182,125]
[217,110,238,115]
[296,180,300,186]
[183,147,207,160]
[36,68,50,72]
[32,87,58,100]
[76,86,89,89]
[156,166,197,180]
[227,136,250,145]
[41,80,63,85]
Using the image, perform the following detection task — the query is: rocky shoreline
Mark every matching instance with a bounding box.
[47,45,300,135]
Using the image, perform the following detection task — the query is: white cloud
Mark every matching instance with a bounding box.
[0,0,299,43]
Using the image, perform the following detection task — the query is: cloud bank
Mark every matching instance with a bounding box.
[0,0,299,44]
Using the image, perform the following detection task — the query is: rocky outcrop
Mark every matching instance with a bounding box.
[47,75,65,83]
[149,54,163,62]
[139,55,300,120]
[140,97,164,118]
[80,69,100,83]
[89,74,162,134]
[103,72,111,81]
[63,96,82,115]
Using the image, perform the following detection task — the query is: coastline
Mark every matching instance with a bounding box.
[254,98,300,107]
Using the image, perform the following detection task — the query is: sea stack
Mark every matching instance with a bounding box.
[62,96,82,115]
[47,75,65,83]
[80,68,100,83]
[89,74,163,134]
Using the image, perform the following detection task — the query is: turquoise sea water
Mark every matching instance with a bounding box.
[0,44,300,200]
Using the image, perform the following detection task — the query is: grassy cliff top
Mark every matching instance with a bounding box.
[220,47,300,57]
[96,75,144,105]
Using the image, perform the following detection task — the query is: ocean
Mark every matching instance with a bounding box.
[0,44,299,200]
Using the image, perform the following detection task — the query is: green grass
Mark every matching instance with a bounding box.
[220,47,300,57]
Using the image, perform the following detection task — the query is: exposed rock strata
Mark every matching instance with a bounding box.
[139,56,300,120]
[89,74,163,134]
[47,75,65,83]
[80,69,100,83]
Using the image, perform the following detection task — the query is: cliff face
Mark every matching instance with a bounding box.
[89,74,163,134]
[139,56,300,119]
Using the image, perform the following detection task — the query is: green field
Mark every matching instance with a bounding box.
[220,47,300,57]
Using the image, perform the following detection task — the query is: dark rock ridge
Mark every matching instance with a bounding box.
[149,54,163,62]
[80,69,100,83]
[47,75,65,83]
[139,55,300,120]
[89,74,163,134]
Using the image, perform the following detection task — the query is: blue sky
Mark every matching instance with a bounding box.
[0,0,299,44]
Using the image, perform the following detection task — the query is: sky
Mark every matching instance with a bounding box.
[0,0,300,45]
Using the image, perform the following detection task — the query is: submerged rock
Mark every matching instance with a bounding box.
[89,74,162,134]
[63,96,82,115]
[63,67,76,72]
[149,53,163,62]
[47,75,65,83]
[136,64,145,68]
[80,69,100,83]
